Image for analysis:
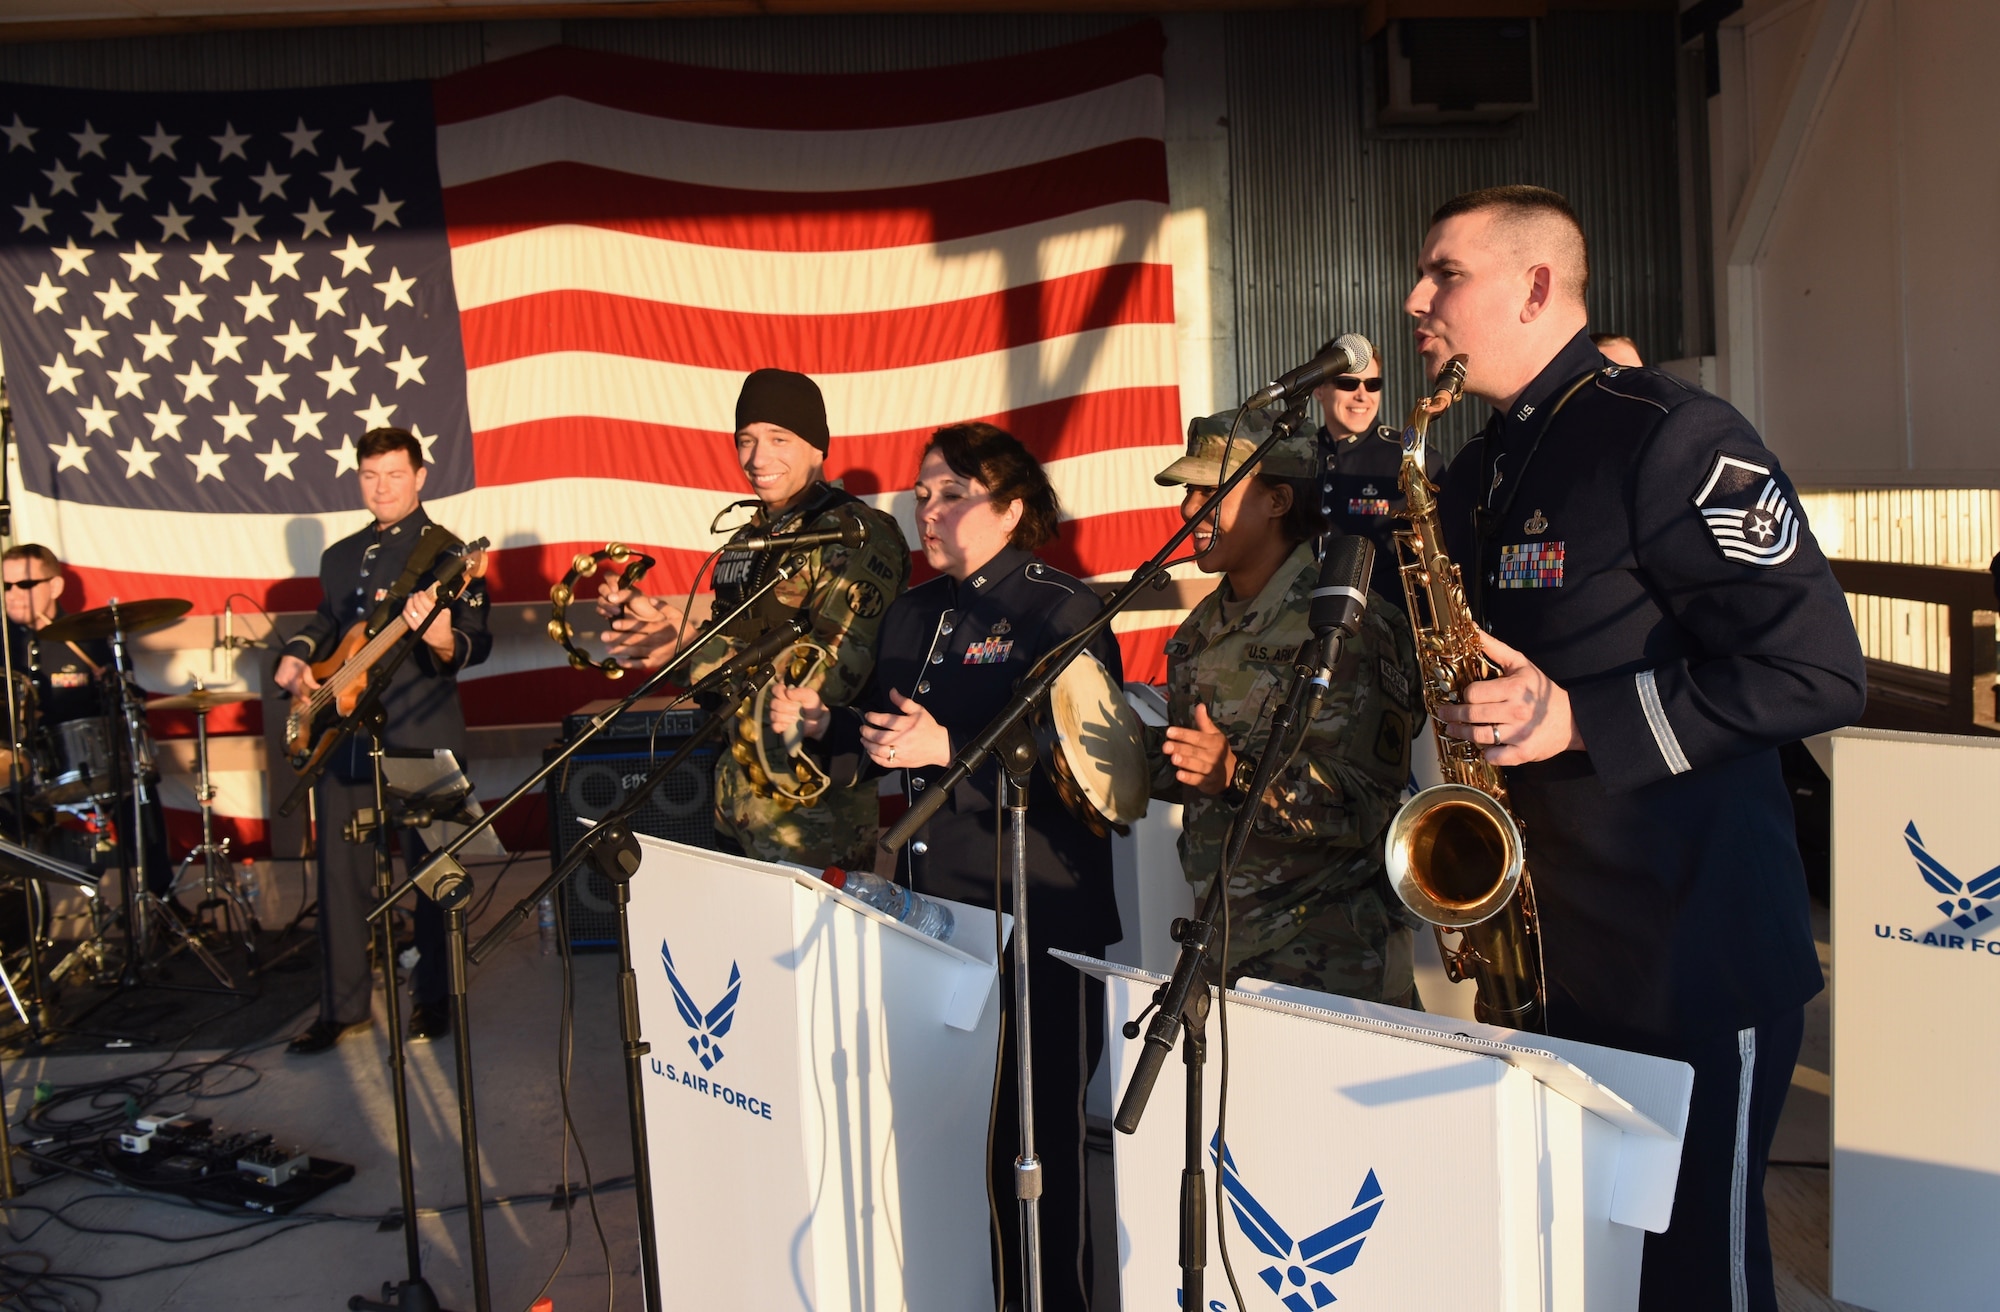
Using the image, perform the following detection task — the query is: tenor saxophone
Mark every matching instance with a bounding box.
[1385,355,1547,1032]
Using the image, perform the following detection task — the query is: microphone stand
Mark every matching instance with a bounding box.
[279,575,465,1312]
[353,561,808,1312]
[467,644,784,1312]
[1111,625,1339,1308]
[874,396,1316,1312]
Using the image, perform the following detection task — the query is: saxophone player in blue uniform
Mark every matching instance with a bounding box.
[1405,186,1865,1310]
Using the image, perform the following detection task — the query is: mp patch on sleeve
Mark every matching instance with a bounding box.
[1691,452,1800,567]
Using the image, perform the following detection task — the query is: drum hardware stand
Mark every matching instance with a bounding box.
[96,610,237,994]
[167,681,262,970]
[0,622,57,1048]
[0,400,57,1048]
[354,562,812,1312]
[877,395,1321,1312]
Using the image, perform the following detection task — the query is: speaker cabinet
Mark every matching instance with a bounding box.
[544,710,719,948]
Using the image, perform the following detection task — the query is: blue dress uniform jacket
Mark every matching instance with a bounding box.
[1316,423,1445,603]
[819,544,1123,952]
[6,617,111,728]
[1436,329,1865,1040]
[282,506,493,783]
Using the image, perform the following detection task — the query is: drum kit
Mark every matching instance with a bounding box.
[1,595,265,1032]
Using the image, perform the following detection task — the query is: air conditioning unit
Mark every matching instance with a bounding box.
[1374,18,1539,125]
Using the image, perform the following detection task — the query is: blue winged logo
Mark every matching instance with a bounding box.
[661,938,741,1071]
[1905,822,2000,931]
[1211,1133,1384,1311]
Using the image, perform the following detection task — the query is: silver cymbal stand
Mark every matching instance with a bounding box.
[102,601,233,991]
[168,681,261,967]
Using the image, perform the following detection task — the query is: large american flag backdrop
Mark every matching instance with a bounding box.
[0,24,1185,856]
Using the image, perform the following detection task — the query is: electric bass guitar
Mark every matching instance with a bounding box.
[285,537,489,774]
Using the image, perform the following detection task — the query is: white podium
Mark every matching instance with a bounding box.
[1827,727,2000,1312]
[1062,955,1694,1312]
[626,836,1008,1310]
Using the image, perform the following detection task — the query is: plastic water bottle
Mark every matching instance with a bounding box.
[821,867,955,944]
[537,895,558,956]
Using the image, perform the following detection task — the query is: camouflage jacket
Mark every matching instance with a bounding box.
[688,481,910,868]
[1144,543,1422,965]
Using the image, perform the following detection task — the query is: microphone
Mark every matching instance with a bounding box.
[1244,333,1373,410]
[1309,534,1375,640]
[735,515,869,553]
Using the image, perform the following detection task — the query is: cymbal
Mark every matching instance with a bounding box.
[39,597,192,644]
[150,688,261,712]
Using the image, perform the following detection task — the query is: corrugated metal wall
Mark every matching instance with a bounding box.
[1223,7,1684,458]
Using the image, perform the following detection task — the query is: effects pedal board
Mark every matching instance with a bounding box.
[34,1113,354,1214]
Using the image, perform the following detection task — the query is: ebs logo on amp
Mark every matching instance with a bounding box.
[1187,1133,1384,1312]
[1875,822,2000,958]
[651,938,775,1122]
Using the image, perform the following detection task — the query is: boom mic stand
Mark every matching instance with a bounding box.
[274,554,475,1312]
[875,395,1320,1312]
[358,560,814,1312]
[1108,591,1353,1308]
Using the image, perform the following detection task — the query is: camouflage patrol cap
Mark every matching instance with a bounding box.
[1154,408,1319,487]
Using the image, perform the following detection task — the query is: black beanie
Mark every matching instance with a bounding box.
[734,368,830,452]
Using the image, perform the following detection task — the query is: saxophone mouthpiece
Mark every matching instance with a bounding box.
[1432,355,1469,405]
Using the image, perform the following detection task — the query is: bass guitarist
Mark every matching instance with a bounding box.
[273,428,492,1055]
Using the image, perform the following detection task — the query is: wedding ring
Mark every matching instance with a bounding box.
[887,746,897,761]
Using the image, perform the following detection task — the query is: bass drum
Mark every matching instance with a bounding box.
[1037,649,1150,837]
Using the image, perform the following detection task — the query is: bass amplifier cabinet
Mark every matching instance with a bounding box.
[545,698,719,949]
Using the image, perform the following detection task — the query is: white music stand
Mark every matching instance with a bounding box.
[1061,954,1695,1312]
[626,836,1009,1310]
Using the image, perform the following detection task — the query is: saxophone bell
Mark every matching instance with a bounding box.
[1385,782,1523,928]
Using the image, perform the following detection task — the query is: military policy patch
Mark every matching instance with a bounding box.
[1691,451,1800,567]
[845,580,885,619]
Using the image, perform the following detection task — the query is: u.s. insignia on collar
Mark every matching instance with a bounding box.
[1523,508,1548,535]
[1692,452,1800,567]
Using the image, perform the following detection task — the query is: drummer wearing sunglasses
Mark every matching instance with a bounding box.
[2,544,174,895]
[1310,342,1448,603]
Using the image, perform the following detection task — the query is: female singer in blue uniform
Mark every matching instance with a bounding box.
[770,422,1121,1312]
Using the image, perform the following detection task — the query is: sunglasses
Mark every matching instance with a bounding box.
[2,577,53,592]
[1325,377,1383,393]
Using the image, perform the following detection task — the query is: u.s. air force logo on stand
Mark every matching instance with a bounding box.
[1691,452,1801,566]
[1212,1133,1385,1310]
[1874,822,2000,956]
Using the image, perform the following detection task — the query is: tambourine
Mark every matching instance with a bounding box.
[1036,649,1150,837]
[547,543,656,678]
[740,639,835,806]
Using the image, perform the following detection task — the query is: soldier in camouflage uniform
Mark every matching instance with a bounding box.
[1146,409,1426,1005]
[599,369,909,869]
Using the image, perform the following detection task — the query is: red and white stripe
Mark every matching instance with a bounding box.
[21,26,1188,854]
